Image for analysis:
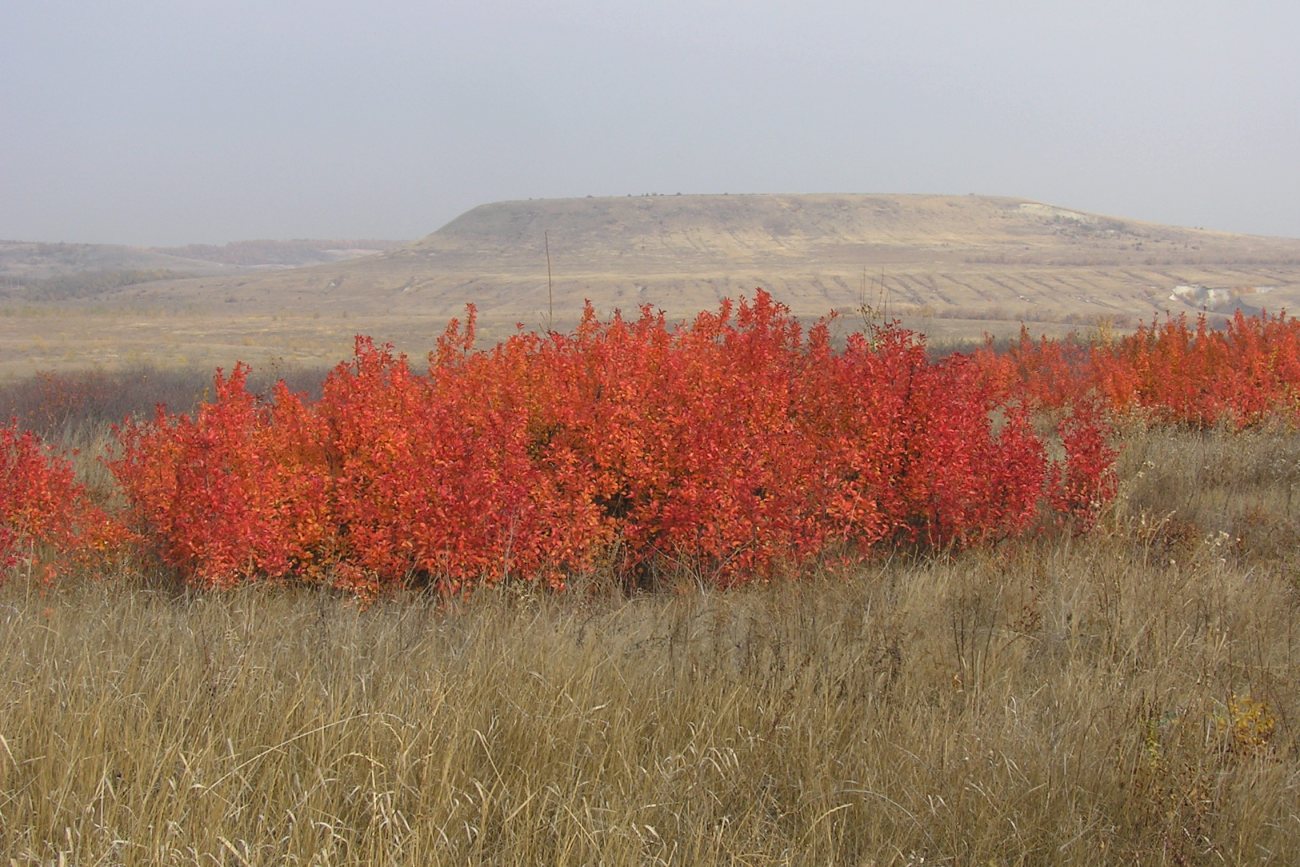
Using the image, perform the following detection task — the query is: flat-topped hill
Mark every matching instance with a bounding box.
[415,193,1295,265]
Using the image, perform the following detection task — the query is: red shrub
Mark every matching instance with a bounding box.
[111,292,1117,595]
[111,365,333,589]
[1,422,123,578]
[1049,400,1118,531]
[975,310,1300,429]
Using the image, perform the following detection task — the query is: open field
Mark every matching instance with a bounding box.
[3,423,1300,864]
[4,194,1300,379]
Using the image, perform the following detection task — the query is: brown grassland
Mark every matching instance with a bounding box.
[3,379,1300,863]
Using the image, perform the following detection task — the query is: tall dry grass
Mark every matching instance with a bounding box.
[2,425,1300,864]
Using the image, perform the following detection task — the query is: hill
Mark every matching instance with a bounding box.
[0,239,401,297]
[5,194,1300,377]
[396,193,1300,324]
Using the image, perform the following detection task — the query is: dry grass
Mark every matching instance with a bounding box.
[3,426,1300,864]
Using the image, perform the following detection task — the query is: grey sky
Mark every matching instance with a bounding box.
[3,0,1298,245]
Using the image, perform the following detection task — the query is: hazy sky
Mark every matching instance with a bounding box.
[4,1,1298,245]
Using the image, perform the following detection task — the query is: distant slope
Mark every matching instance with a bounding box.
[152,239,406,268]
[0,239,404,298]
[7,194,1300,377]
[0,240,235,285]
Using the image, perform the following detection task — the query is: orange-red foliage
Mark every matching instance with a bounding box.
[975,310,1300,429]
[110,292,1114,595]
[0,422,124,577]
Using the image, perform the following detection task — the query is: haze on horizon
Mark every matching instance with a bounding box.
[3,0,1298,247]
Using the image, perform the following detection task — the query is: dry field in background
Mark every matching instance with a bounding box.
[5,194,1300,379]
[3,422,1300,864]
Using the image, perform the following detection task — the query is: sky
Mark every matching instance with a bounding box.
[3,0,1298,246]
